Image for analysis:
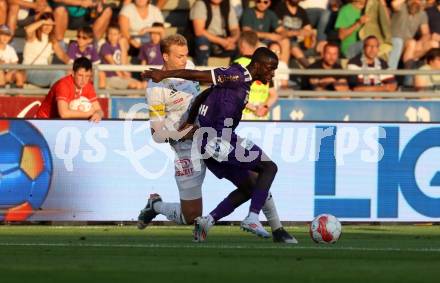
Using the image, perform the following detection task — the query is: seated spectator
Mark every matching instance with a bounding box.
[389,0,439,69]
[99,24,145,89]
[302,42,348,91]
[414,48,440,91]
[335,0,369,59]
[426,0,440,44]
[190,0,240,66]
[268,41,289,89]
[118,0,164,54]
[36,57,104,122]
[347,35,397,92]
[274,0,313,67]
[67,26,100,64]
[234,30,278,120]
[0,24,24,87]
[139,22,164,65]
[6,0,52,35]
[241,0,283,46]
[23,12,66,87]
[359,0,392,60]
[51,0,113,42]
[300,0,331,53]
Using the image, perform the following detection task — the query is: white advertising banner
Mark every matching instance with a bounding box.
[1,119,439,222]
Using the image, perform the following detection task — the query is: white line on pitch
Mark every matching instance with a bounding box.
[0,242,439,253]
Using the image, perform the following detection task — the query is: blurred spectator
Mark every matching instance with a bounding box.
[335,0,369,59]
[99,25,145,89]
[241,0,283,45]
[190,0,240,66]
[66,26,100,64]
[23,12,66,87]
[7,0,51,35]
[139,22,164,65]
[426,0,440,43]
[359,0,392,60]
[36,57,104,122]
[51,0,113,42]
[302,42,348,91]
[389,0,439,70]
[118,0,164,52]
[274,0,313,67]
[268,41,289,89]
[0,25,24,87]
[300,0,331,52]
[414,48,440,91]
[0,0,6,25]
[234,30,278,120]
[347,35,397,91]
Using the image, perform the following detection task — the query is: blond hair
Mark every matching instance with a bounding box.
[160,34,188,54]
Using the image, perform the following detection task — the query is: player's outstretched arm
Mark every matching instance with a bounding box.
[142,69,213,84]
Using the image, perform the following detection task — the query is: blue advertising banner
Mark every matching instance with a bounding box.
[110,97,440,122]
[111,97,147,119]
[272,99,440,122]
[1,119,440,222]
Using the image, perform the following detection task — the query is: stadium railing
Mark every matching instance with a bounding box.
[1,64,440,98]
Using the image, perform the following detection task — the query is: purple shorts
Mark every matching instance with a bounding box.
[201,133,267,187]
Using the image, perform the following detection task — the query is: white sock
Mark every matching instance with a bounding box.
[247,211,260,221]
[262,193,282,231]
[153,202,186,225]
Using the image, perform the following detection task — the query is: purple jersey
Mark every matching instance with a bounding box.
[198,64,252,132]
[67,41,100,64]
[99,42,122,77]
[138,43,164,65]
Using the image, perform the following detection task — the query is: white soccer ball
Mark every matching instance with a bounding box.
[309,214,342,244]
[69,96,92,112]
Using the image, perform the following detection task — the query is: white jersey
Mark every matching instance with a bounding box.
[146,78,200,131]
[146,71,205,201]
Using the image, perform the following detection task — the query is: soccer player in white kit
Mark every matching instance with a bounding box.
[137,34,297,243]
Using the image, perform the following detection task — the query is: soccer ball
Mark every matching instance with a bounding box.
[69,96,92,112]
[310,214,342,244]
[0,120,53,221]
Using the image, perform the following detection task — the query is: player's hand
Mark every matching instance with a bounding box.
[142,69,162,82]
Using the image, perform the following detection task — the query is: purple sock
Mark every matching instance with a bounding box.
[210,197,235,222]
[250,189,269,214]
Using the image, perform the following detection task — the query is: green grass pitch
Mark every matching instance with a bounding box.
[1,225,440,283]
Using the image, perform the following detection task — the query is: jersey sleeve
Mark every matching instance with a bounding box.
[211,64,252,88]
[146,83,166,121]
[54,80,70,102]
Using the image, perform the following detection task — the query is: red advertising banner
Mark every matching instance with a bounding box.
[0,96,109,118]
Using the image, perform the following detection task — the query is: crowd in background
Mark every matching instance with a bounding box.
[0,0,439,92]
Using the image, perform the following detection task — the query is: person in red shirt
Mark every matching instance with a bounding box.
[36,57,104,122]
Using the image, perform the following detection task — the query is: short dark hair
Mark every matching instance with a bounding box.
[251,47,278,63]
[77,26,93,38]
[73,57,92,72]
[363,35,379,47]
[323,42,340,53]
[426,48,440,64]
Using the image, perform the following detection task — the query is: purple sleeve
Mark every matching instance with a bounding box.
[67,42,77,60]
[212,64,252,88]
[99,43,112,63]
[91,47,100,63]
[138,45,146,61]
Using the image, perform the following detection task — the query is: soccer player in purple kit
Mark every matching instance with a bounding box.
[142,47,297,243]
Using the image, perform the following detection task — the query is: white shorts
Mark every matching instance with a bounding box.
[172,140,206,201]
